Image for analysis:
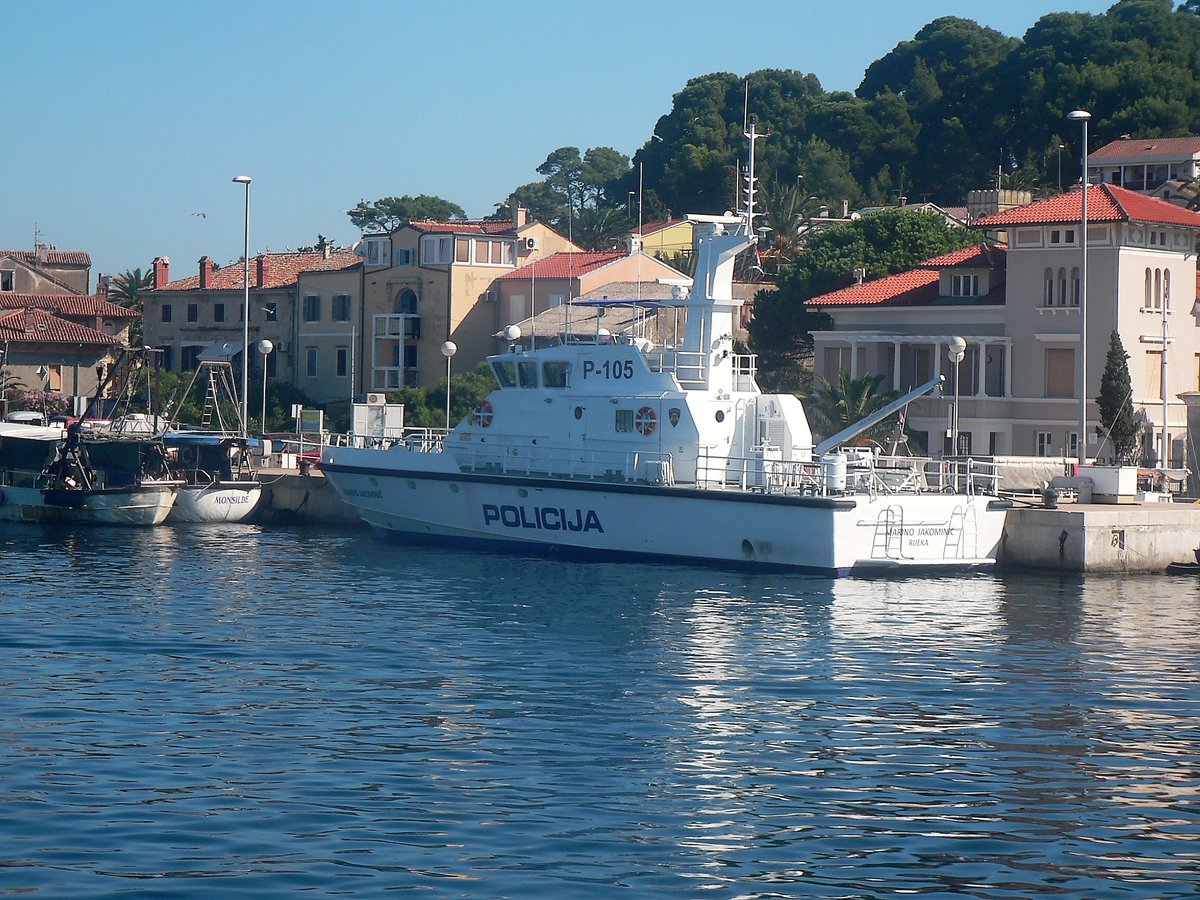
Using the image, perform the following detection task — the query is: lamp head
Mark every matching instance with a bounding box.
[1066,110,1091,122]
[232,175,252,184]
[258,339,273,355]
[441,341,457,358]
[948,336,967,364]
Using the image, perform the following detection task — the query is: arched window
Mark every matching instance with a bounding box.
[1071,267,1080,306]
[1044,268,1054,306]
[1154,268,1162,309]
[1058,268,1067,306]
[1164,269,1171,309]
[395,289,419,315]
[1145,268,1152,308]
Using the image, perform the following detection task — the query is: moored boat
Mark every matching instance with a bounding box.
[321,128,1010,576]
[0,420,181,525]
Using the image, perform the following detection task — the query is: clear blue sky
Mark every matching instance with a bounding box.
[4,0,1114,287]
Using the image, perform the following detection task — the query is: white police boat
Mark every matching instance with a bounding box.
[322,209,1009,576]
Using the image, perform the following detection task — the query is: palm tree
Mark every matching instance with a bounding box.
[808,371,901,445]
[108,267,155,346]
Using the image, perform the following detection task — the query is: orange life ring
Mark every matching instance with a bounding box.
[473,400,494,428]
[635,406,657,436]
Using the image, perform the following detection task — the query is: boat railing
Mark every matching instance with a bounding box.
[695,449,1002,497]
[451,440,676,485]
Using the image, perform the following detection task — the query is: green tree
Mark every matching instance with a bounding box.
[807,371,901,444]
[385,363,496,429]
[1095,330,1141,464]
[347,195,466,233]
[108,267,155,346]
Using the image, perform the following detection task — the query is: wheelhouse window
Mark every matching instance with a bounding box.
[542,361,569,388]
[492,360,518,388]
[517,361,537,387]
[615,409,635,432]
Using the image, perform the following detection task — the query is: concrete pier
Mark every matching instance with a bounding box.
[999,502,1200,573]
[255,466,362,526]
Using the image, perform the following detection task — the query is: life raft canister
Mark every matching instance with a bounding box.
[635,406,657,436]
[473,400,494,428]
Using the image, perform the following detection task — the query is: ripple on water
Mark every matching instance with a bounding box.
[1,525,1199,896]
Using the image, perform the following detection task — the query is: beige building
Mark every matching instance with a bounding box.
[359,210,577,390]
[807,186,1200,466]
[0,247,133,409]
[145,246,362,404]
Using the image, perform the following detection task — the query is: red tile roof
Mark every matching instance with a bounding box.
[157,250,361,291]
[973,184,1200,228]
[1089,136,1200,161]
[807,269,940,307]
[0,249,92,267]
[407,219,515,235]
[0,293,134,318]
[917,243,1006,268]
[497,251,624,280]
[0,308,120,344]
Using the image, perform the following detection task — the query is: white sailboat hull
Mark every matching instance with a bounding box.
[170,481,263,523]
[322,450,1007,576]
[0,482,180,526]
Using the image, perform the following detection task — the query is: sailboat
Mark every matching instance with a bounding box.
[163,342,263,523]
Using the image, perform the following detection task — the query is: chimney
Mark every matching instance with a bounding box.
[256,255,270,287]
[513,206,529,228]
[898,195,908,206]
[198,255,215,289]
[96,274,111,297]
[23,308,35,334]
[153,256,170,288]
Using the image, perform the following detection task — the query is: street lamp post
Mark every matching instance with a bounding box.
[233,175,252,435]
[258,339,273,434]
[948,336,966,456]
[440,341,457,430]
[1067,110,1091,468]
[1057,143,1066,192]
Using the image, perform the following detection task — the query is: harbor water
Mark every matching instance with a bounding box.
[1,523,1198,897]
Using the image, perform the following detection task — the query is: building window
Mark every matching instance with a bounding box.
[336,346,349,377]
[363,237,390,267]
[394,248,413,266]
[1146,350,1164,400]
[1164,269,1171,309]
[1145,268,1153,308]
[1043,268,1054,306]
[0,270,14,291]
[161,304,173,323]
[395,289,418,315]
[214,303,225,323]
[1036,431,1054,457]
[160,346,174,371]
[420,235,454,265]
[305,347,318,378]
[615,409,635,432]
[187,304,198,323]
[182,345,200,370]
[1067,432,1079,459]
[1071,268,1080,306]
[1045,348,1075,398]
[1057,268,1067,306]
[951,274,979,297]
[1050,229,1075,245]
[264,302,278,322]
[304,294,320,322]
[333,293,351,322]
[456,239,470,263]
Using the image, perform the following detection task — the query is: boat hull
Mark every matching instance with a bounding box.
[170,481,263,523]
[322,453,1007,576]
[0,482,180,526]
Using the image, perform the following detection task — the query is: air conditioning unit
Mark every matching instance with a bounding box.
[276,341,290,353]
[522,236,539,251]
[366,392,386,405]
[482,290,497,303]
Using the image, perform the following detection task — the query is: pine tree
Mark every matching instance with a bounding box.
[1096,331,1140,464]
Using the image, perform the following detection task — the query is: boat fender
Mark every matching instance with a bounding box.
[473,401,494,428]
[180,446,199,468]
[635,406,657,436]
